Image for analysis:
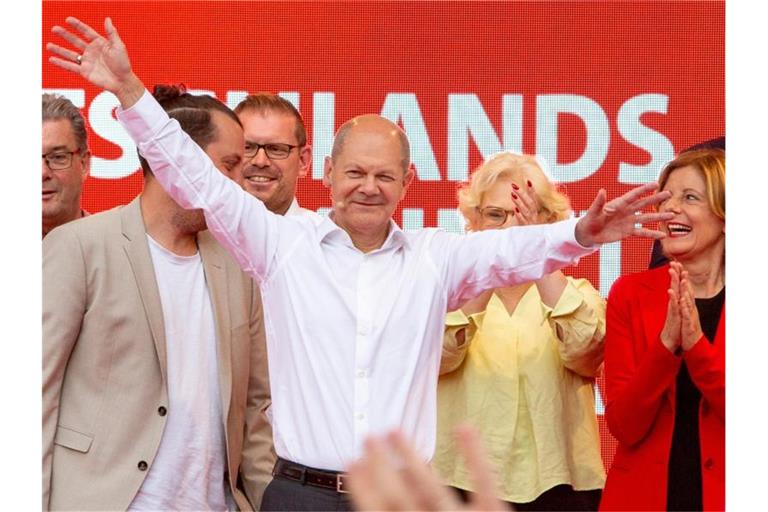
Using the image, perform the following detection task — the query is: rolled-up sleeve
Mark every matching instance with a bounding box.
[544,278,606,378]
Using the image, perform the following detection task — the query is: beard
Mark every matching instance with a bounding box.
[171,207,207,234]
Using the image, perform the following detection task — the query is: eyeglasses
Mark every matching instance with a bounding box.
[244,142,298,160]
[42,149,82,170]
[477,206,515,227]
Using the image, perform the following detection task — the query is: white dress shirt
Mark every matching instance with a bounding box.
[118,91,596,471]
[286,197,320,220]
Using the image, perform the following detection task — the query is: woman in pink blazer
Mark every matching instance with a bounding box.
[601,148,725,511]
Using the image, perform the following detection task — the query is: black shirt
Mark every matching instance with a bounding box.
[666,287,724,511]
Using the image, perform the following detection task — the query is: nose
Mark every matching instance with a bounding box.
[250,147,270,167]
[42,157,52,180]
[359,174,379,195]
[660,195,682,213]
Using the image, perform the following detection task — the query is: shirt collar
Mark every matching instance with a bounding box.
[318,215,410,252]
[285,198,302,217]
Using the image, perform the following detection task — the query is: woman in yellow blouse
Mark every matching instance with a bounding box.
[433,152,606,511]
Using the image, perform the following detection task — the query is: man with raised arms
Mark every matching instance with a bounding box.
[48,17,674,511]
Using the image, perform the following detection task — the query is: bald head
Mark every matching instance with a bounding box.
[331,115,410,173]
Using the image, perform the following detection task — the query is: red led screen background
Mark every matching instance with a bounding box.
[43,1,725,471]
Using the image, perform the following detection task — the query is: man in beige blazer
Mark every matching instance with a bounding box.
[42,87,274,510]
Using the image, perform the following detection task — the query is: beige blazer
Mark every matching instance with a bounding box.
[42,197,275,511]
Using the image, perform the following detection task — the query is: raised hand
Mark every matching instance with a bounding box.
[47,17,144,107]
[660,261,683,354]
[346,427,508,511]
[574,182,674,247]
[509,180,541,226]
[679,269,705,351]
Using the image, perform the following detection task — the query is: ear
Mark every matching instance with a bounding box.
[80,151,91,183]
[322,155,333,189]
[401,163,416,197]
[298,144,312,178]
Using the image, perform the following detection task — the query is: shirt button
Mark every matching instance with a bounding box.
[704,457,714,470]
[158,406,167,416]
[356,369,366,378]
[355,412,365,420]
[138,460,148,471]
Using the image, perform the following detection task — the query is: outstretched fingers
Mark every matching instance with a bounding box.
[632,226,667,240]
[51,25,88,50]
[65,16,102,41]
[628,190,672,213]
[46,42,81,64]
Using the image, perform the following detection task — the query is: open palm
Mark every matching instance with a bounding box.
[47,17,134,95]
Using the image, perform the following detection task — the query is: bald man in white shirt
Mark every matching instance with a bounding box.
[48,17,674,511]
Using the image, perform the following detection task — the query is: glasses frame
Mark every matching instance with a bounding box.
[244,142,299,160]
[42,148,83,171]
[476,206,516,227]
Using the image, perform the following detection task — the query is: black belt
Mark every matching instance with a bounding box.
[273,457,351,494]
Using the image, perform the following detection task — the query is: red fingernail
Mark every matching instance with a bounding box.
[512,193,518,200]
[512,183,520,190]
[515,207,520,213]
[527,180,532,187]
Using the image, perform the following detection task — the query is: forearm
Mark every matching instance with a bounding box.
[444,218,596,310]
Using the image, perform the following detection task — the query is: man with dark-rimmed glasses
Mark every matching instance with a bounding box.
[234,93,317,218]
[42,93,90,238]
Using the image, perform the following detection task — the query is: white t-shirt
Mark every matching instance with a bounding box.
[129,235,233,511]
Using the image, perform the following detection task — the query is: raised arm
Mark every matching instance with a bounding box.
[438,183,673,310]
[47,17,289,281]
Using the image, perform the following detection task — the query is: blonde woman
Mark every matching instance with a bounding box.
[434,152,606,511]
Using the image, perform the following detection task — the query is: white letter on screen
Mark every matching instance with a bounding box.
[617,94,674,184]
[503,94,524,154]
[312,92,335,180]
[447,94,502,182]
[381,93,440,181]
[536,94,609,183]
[89,91,139,179]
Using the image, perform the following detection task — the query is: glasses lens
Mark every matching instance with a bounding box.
[482,208,507,226]
[46,152,73,170]
[264,144,292,159]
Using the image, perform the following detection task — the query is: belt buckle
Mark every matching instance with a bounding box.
[336,473,350,494]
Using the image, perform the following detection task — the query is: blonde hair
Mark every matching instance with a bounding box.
[457,152,572,231]
[657,148,725,221]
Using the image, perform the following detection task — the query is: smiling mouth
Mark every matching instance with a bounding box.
[244,176,277,184]
[667,223,692,237]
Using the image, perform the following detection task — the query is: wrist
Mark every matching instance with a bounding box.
[115,73,145,109]
[574,218,595,248]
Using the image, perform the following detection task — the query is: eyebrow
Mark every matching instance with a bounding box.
[43,145,71,153]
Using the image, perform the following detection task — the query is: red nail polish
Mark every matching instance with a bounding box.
[515,207,520,213]
[512,183,520,190]
[512,193,518,200]
[527,180,532,187]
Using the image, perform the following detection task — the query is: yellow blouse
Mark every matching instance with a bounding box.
[433,277,607,503]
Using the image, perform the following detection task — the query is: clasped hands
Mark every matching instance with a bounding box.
[660,261,704,354]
